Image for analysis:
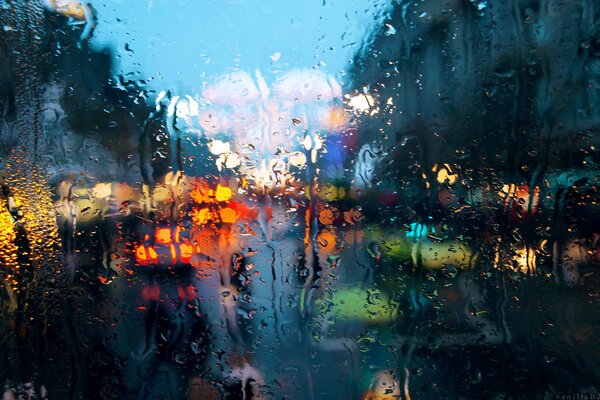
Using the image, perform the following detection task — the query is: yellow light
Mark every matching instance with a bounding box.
[5,150,61,269]
[135,245,148,265]
[513,247,536,273]
[47,0,87,20]
[0,206,18,286]
[190,208,211,225]
[414,240,475,270]
[215,184,232,202]
[433,163,458,185]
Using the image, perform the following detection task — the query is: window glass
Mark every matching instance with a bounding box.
[1,1,599,398]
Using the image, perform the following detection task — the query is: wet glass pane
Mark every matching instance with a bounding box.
[1,0,600,398]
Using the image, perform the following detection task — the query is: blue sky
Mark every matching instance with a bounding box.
[89,0,391,94]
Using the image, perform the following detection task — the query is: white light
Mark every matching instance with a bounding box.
[208,140,231,155]
[303,135,313,151]
[289,152,306,167]
[92,183,112,199]
[167,96,180,117]
[347,94,374,113]
[155,90,166,110]
[176,96,199,118]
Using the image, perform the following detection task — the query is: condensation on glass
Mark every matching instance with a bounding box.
[0,0,599,399]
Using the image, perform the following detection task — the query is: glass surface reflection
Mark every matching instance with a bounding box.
[1,0,600,399]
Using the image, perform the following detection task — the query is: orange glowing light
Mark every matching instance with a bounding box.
[190,185,213,204]
[135,245,158,265]
[304,208,312,247]
[228,201,257,220]
[136,225,200,266]
[227,201,250,218]
[148,247,158,262]
[179,242,193,263]
[321,106,348,131]
[135,245,147,264]
[135,246,148,265]
[343,208,362,225]
[155,227,172,244]
[170,244,177,264]
[317,229,337,256]
[501,184,540,219]
[219,207,238,224]
[194,229,215,255]
[318,208,335,225]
